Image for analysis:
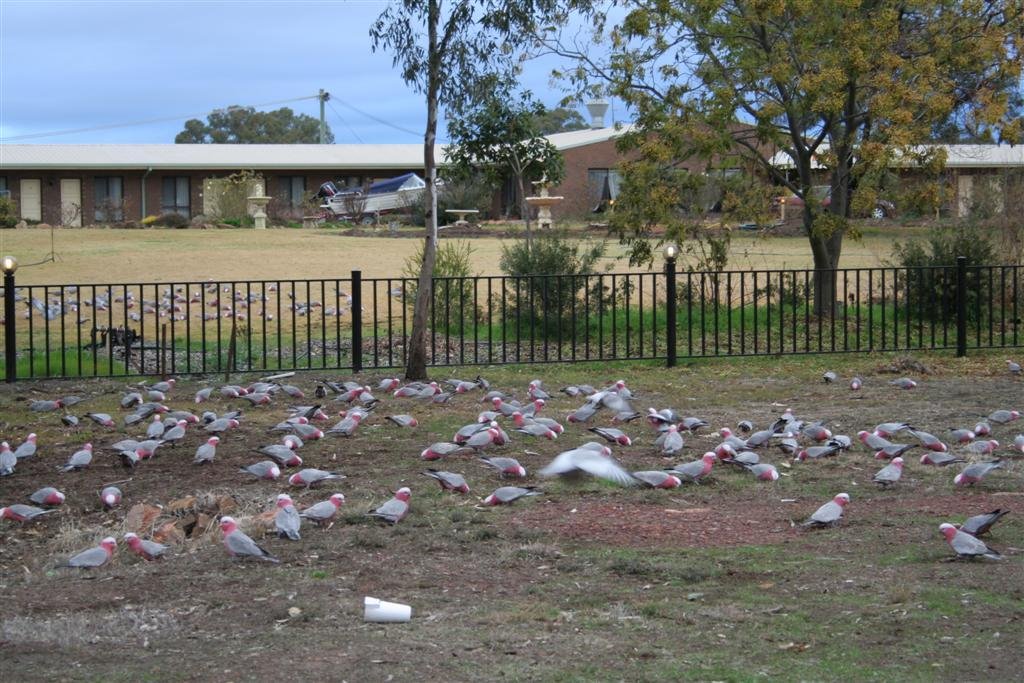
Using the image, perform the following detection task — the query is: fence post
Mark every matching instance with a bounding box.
[955,256,967,358]
[3,263,16,382]
[351,270,362,373]
[664,249,677,368]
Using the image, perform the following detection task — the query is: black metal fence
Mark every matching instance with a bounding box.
[2,257,1020,381]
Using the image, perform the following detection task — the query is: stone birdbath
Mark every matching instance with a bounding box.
[524,177,563,230]
[248,181,271,230]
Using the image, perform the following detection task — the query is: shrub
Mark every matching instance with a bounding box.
[407,176,492,227]
[154,213,189,229]
[402,240,480,334]
[0,197,17,229]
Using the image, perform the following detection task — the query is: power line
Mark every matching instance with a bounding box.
[327,101,364,144]
[328,96,422,138]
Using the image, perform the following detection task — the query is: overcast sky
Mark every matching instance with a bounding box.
[0,0,623,145]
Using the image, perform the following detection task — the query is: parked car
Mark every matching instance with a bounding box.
[776,185,895,219]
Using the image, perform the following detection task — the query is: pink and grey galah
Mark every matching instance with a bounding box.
[291,423,324,440]
[668,452,716,483]
[377,377,401,392]
[527,379,551,400]
[1014,434,1024,453]
[954,460,1004,486]
[160,420,188,445]
[29,486,65,506]
[0,443,16,476]
[239,460,281,480]
[13,433,37,459]
[465,426,501,452]
[275,494,302,541]
[873,422,911,438]
[258,444,302,468]
[367,487,411,523]
[588,426,632,446]
[909,429,948,452]
[919,452,965,467]
[420,442,467,461]
[479,456,527,478]
[959,509,1009,537]
[948,428,976,444]
[193,436,220,465]
[85,412,116,427]
[849,376,863,390]
[538,447,636,487]
[744,463,780,481]
[801,493,850,528]
[857,430,894,450]
[889,377,917,389]
[204,417,240,434]
[973,421,992,437]
[721,450,760,466]
[146,415,166,440]
[483,486,541,505]
[387,414,419,428]
[288,468,345,488]
[874,442,916,460]
[65,537,117,568]
[194,387,214,403]
[59,443,93,472]
[795,444,842,461]
[1,504,58,523]
[123,532,168,561]
[30,399,63,412]
[802,423,833,442]
[938,523,1002,560]
[100,486,122,509]
[987,409,1020,425]
[326,412,362,436]
[299,493,345,526]
[873,457,904,486]
[219,516,280,563]
[965,439,999,455]
[631,471,682,489]
[422,469,470,493]
[656,425,685,456]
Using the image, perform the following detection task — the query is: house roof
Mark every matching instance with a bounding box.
[770,144,1024,170]
[0,127,632,171]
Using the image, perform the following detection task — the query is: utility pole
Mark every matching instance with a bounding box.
[318,89,330,144]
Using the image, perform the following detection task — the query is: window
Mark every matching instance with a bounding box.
[161,176,190,216]
[0,176,8,198]
[587,169,621,212]
[94,176,124,221]
[278,176,306,207]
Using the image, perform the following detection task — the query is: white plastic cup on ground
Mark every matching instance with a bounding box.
[364,596,412,623]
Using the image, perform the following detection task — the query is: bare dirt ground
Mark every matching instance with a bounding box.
[0,352,1021,681]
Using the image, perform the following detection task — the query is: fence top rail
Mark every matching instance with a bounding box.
[15,277,357,290]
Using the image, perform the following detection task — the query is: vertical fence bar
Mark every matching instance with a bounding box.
[3,269,15,382]
[956,256,967,357]
[665,258,677,367]
[351,271,362,372]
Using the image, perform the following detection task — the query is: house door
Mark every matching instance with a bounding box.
[20,179,42,221]
[60,178,82,226]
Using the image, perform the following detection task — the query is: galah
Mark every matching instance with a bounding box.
[220,385,248,398]
[327,413,362,436]
[873,457,904,486]
[299,493,345,526]
[239,461,281,480]
[769,409,796,433]
[1007,360,1022,375]
[483,486,541,505]
[387,414,419,428]
[874,422,910,438]
[449,379,479,393]
[278,384,304,398]
[146,390,166,403]
[524,415,563,435]
[220,517,279,563]
[588,427,632,446]
[479,456,527,478]
[987,409,1020,425]
[849,376,863,390]
[30,399,63,412]
[718,429,749,451]
[656,425,685,456]
[259,444,302,468]
[909,430,948,453]
[377,377,401,392]
[367,487,411,524]
[205,417,240,434]
[874,443,916,460]
[744,429,775,449]
[465,427,501,452]
[422,469,470,493]
[740,462,779,481]
[538,448,635,487]
[668,453,717,483]
[948,428,976,444]
[1014,434,1024,453]
[146,415,166,439]
[828,435,853,450]
[29,486,65,506]
[161,420,188,444]
[954,460,1003,486]
[64,537,117,568]
[938,523,1002,560]
[149,379,175,394]
[241,392,272,406]
[118,450,141,469]
[123,532,167,561]
[13,433,37,459]
[858,430,894,450]
[420,442,466,460]
[527,379,551,400]
[134,439,162,459]
[514,421,557,439]
[567,402,598,424]
[86,412,115,427]
[889,377,917,389]
[193,436,219,465]
[561,384,596,397]
[959,509,1009,537]
[920,452,966,467]
[802,423,833,442]
[801,493,850,528]
[680,417,709,433]
[100,486,122,509]
[973,422,992,437]
[796,445,842,461]
[282,434,303,450]
[822,371,837,383]
[194,387,214,404]
[648,408,681,427]
[288,468,345,488]
[631,471,682,489]
[1,504,58,523]
[723,451,760,467]
[0,443,15,476]
[736,420,754,434]
[62,415,79,427]
[122,391,144,408]
[292,423,324,440]
[271,417,308,432]
[275,494,302,540]
[777,438,800,456]
[59,443,93,472]
[965,439,999,455]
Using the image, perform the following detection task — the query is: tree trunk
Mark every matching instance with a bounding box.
[404,0,440,381]
[807,206,844,318]
[516,171,532,251]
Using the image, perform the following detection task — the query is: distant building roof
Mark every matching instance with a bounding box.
[770,144,1024,170]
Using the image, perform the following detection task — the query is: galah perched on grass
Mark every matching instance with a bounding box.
[668,452,717,483]
[514,420,558,440]
[258,444,302,468]
[275,494,302,541]
[959,509,1009,537]
[873,422,911,438]
[193,436,220,465]
[679,416,709,433]
[288,468,345,488]
[743,428,775,449]
[146,415,166,440]
[802,423,833,442]
[965,440,999,456]
[801,493,850,528]
[220,385,249,398]
[239,461,281,480]
[464,426,501,452]
[100,486,122,509]
[920,452,966,467]
[528,380,551,400]
[422,469,470,493]
[987,409,1020,425]
[134,439,162,459]
[205,417,240,434]
[278,384,304,399]
[282,434,303,450]
[299,493,345,526]
[954,460,1004,486]
[326,412,363,436]
[13,433,37,459]
[149,378,176,394]
[292,423,324,440]
[889,377,917,389]
[194,387,214,403]
[61,415,79,427]
[30,399,63,412]
[795,444,842,461]
[874,443,917,460]
[1,504,58,523]
[160,420,188,445]
[219,517,279,563]
[387,414,419,428]
[377,377,401,392]
[86,412,116,427]
[123,532,168,561]
[29,487,65,506]
[1014,434,1024,453]
[241,392,273,406]
[849,376,863,390]
[64,537,117,568]
[656,425,685,456]
[745,463,780,481]
[561,384,596,398]
[420,442,467,461]
[822,371,838,383]
[479,456,527,478]
[631,471,682,489]
[873,457,904,487]
[938,523,1002,560]
[973,422,992,437]
[122,391,144,408]
[483,486,541,505]
[59,443,93,472]
[0,442,16,476]
[513,411,564,436]
[1007,360,1022,375]
[857,430,894,450]
[948,428,976,444]
[367,487,411,524]
[588,426,632,446]
[538,447,636,487]
[909,429,948,453]
[721,450,760,467]
[566,402,598,424]
[735,420,754,434]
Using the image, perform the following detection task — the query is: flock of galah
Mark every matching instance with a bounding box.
[1,362,1021,567]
